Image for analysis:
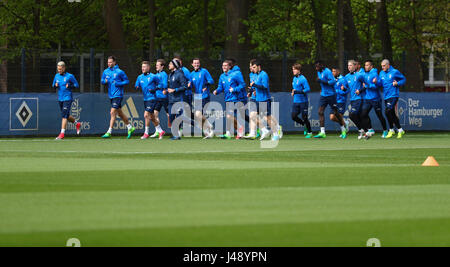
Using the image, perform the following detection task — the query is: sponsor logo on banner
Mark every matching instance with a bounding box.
[9,98,39,131]
[67,99,91,131]
[398,98,444,128]
[114,97,144,130]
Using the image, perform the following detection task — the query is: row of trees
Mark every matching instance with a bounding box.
[0,0,448,92]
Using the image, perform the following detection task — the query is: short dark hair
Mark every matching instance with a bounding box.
[251,60,262,67]
[224,60,233,66]
[108,56,117,62]
[192,58,201,63]
[292,63,302,71]
[365,60,374,67]
[142,61,150,66]
[249,59,257,65]
[226,58,236,66]
[332,67,340,71]
[156,59,166,66]
[315,60,324,66]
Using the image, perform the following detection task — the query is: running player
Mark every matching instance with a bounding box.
[213,60,245,139]
[135,61,165,140]
[150,59,169,139]
[101,56,135,139]
[361,60,388,138]
[246,59,260,139]
[190,58,215,138]
[344,60,369,140]
[248,60,280,141]
[376,59,407,139]
[53,61,82,140]
[314,60,347,138]
[167,59,189,140]
[291,63,313,138]
[331,67,349,138]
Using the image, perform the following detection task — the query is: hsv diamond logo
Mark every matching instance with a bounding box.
[10,98,39,131]
[15,101,33,127]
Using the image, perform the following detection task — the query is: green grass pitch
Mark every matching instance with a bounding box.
[0,133,449,247]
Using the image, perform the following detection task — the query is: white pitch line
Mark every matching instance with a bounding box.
[1,145,450,155]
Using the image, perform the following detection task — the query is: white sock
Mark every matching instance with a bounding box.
[226,131,231,136]
[127,124,132,130]
[398,128,404,133]
[321,127,326,134]
[359,129,365,134]
[145,127,150,135]
[341,126,346,132]
[156,125,163,133]
[107,128,113,134]
[250,130,256,136]
[61,129,65,134]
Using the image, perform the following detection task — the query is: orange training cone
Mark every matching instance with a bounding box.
[422,156,439,167]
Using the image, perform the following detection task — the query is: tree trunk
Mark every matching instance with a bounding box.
[0,23,7,93]
[408,0,424,91]
[202,0,210,61]
[376,0,393,61]
[343,0,364,60]
[32,0,41,92]
[148,0,156,62]
[104,0,136,82]
[225,0,251,67]
[309,0,324,60]
[337,0,345,72]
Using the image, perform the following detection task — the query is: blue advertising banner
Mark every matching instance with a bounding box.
[0,92,448,136]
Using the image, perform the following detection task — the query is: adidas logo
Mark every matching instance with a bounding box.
[114,97,144,130]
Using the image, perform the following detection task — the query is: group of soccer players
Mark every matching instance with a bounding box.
[53,56,406,140]
[304,59,407,140]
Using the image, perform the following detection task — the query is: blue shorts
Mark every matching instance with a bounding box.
[257,100,272,116]
[168,103,183,124]
[183,94,193,109]
[336,102,347,115]
[225,101,247,117]
[110,97,123,109]
[292,102,309,118]
[350,100,363,115]
[155,98,169,113]
[201,97,210,109]
[319,95,338,109]
[144,100,156,113]
[385,97,399,111]
[193,96,211,111]
[59,100,73,119]
[248,99,257,113]
[363,99,382,113]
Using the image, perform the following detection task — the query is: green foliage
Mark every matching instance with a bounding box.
[0,0,448,61]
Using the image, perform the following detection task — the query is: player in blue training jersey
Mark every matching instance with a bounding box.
[246,59,261,140]
[290,63,313,138]
[360,60,388,138]
[101,56,135,139]
[214,60,244,139]
[135,61,165,140]
[344,60,370,140]
[52,61,82,140]
[331,67,349,138]
[149,59,169,139]
[248,60,281,141]
[376,59,407,139]
[314,60,347,138]
[190,58,215,139]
